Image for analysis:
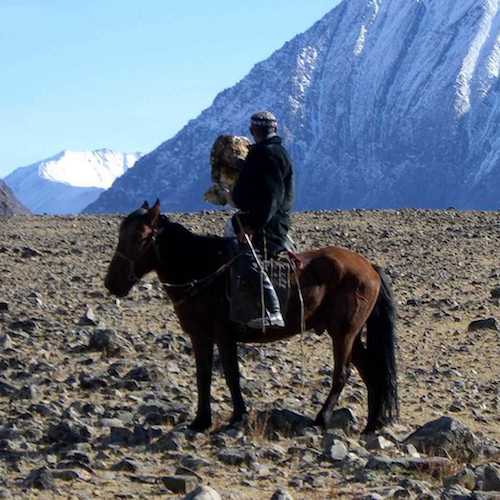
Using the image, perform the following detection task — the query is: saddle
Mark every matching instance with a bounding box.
[228,251,293,326]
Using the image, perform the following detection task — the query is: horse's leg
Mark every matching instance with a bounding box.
[189,336,214,431]
[350,335,380,433]
[217,337,247,427]
[314,329,354,427]
[314,290,371,428]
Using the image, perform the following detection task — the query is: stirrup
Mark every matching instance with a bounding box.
[247,311,285,329]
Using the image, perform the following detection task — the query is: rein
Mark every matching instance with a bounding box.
[160,250,244,307]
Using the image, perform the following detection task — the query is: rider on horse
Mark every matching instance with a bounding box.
[230,111,295,329]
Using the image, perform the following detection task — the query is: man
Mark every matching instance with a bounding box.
[230,110,295,329]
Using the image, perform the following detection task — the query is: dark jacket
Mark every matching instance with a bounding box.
[231,135,295,255]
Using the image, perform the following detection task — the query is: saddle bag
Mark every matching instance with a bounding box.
[229,252,292,325]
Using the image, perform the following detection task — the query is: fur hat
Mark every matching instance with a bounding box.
[250,110,277,128]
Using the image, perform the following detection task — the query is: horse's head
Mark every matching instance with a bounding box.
[105,199,161,297]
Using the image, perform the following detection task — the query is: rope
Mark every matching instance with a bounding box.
[292,261,307,413]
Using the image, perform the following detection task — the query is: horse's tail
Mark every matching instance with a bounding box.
[365,265,399,430]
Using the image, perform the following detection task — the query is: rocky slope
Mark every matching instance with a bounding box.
[85,0,500,215]
[1,209,500,499]
[0,179,30,216]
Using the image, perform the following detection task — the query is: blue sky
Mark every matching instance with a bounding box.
[0,0,341,178]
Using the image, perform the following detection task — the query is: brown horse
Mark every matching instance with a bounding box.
[105,200,398,433]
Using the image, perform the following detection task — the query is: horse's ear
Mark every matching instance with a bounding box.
[141,200,149,210]
[146,199,160,227]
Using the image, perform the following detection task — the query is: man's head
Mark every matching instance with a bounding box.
[250,111,278,142]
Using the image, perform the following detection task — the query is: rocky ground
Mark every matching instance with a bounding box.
[1,208,500,500]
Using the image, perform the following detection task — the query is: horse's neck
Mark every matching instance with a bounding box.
[156,221,225,283]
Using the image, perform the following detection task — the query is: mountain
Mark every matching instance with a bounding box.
[0,179,30,216]
[4,150,143,215]
[84,0,500,213]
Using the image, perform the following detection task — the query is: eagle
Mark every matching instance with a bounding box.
[203,135,252,207]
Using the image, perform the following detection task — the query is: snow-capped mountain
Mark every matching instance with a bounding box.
[0,179,30,216]
[84,0,500,213]
[4,150,142,214]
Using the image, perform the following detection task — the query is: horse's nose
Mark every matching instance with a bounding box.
[105,275,130,298]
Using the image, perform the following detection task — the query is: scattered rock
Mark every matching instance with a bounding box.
[256,409,314,437]
[2,209,500,500]
[270,489,294,500]
[80,307,99,326]
[483,464,500,491]
[443,468,476,491]
[24,467,56,491]
[87,329,123,356]
[218,448,258,466]
[183,485,222,500]
[468,318,499,332]
[403,417,481,461]
[161,475,200,494]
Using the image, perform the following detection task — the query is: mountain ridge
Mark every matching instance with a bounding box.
[4,149,142,214]
[84,0,500,213]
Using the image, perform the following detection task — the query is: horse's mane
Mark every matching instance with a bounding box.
[158,214,227,244]
[120,210,227,247]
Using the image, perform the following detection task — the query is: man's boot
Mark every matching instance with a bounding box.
[247,272,285,329]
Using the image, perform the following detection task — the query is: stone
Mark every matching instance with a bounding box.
[88,329,122,356]
[112,459,139,473]
[468,318,499,332]
[270,488,294,500]
[180,456,214,471]
[152,431,186,452]
[443,468,476,491]
[47,421,92,444]
[218,448,257,466]
[16,384,39,400]
[125,366,152,381]
[0,381,16,398]
[0,335,12,350]
[323,408,358,431]
[403,417,481,461]
[21,247,42,258]
[324,439,349,461]
[365,435,394,451]
[483,464,500,491]
[256,409,314,437]
[107,427,135,445]
[161,475,199,494]
[440,485,471,500]
[182,485,222,500]
[51,469,91,481]
[24,467,56,490]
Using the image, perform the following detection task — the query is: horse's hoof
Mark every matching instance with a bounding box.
[188,419,211,432]
[229,412,249,429]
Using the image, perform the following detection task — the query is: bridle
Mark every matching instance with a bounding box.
[114,228,163,283]
[113,224,244,305]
